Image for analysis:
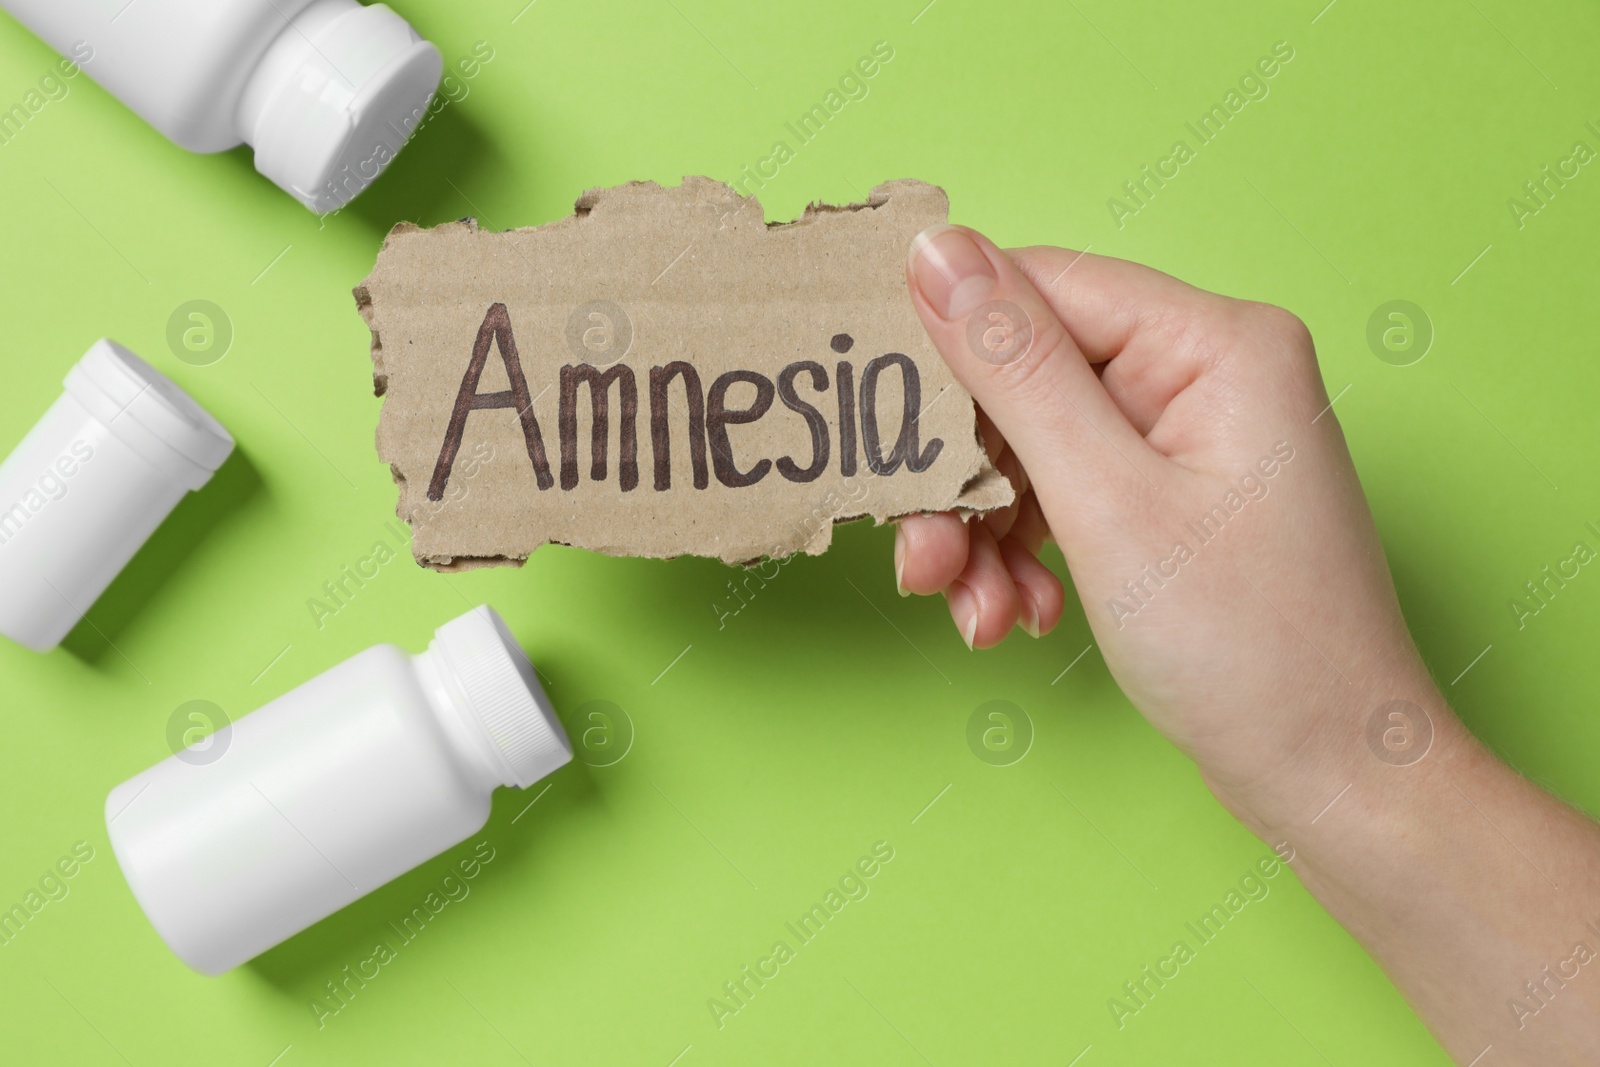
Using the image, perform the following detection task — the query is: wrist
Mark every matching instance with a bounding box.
[1201,664,1465,844]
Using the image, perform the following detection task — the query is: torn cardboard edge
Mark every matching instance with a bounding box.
[356,176,1012,569]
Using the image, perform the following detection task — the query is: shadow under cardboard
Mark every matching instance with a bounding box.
[549,514,1110,709]
[62,448,262,665]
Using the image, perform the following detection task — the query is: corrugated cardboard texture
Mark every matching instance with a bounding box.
[355,177,1012,569]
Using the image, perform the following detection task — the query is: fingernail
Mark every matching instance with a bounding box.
[894,527,908,597]
[947,580,978,650]
[1018,596,1041,638]
[909,224,997,320]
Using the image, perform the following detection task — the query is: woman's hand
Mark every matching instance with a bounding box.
[898,224,1435,810]
[897,227,1600,1066]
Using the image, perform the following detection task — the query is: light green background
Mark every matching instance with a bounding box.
[2,0,1597,1062]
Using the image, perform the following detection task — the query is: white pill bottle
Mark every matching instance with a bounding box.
[0,0,442,211]
[105,605,572,974]
[0,339,234,653]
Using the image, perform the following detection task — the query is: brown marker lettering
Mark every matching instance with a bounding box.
[776,361,830,483]
[707,370,774,488]
[428,302,553,500]
[560,363,639,491]
[649,362,709,490]
[860,353,942,475]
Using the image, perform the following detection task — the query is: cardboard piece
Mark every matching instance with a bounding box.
[355,177,1012,569]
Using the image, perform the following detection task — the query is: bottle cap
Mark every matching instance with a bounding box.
[246,2,442,213]
[430,606,572,789]
[64,339,234,491]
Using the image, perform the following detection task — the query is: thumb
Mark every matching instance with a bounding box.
[905,225,1158,526]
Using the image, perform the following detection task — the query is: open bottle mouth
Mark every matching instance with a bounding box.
[240,0,443,213]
